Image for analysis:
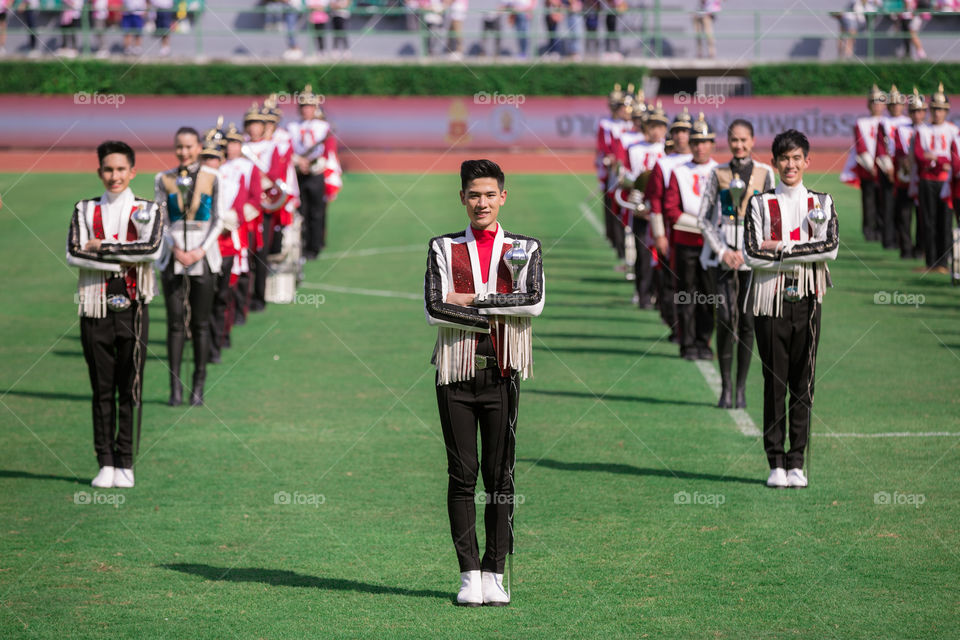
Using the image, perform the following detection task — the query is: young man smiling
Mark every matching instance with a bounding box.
[424,159,544,607]
[67,141,163,489]
[744,130,839,490]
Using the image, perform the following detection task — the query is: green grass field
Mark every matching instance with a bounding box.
[1,169,958,639]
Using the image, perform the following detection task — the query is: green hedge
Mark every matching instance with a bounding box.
[0,61,647,96]
[5,60,959,96]
[750,62,960,96]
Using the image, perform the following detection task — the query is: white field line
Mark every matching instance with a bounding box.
[298,282,421,301]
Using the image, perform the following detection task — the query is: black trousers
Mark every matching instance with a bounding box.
[674,243,714,353]
[80,302,148,469]
[436,338,518,574]
[298,172,327,257]
[252,214,281,307]
[608,201,625,260]
[755,298,821,470]
[918,179,952,268]
[210,254,235,359]
[894,185,915,257]
[633,219,654,306]
[603,191,615,247]
[162,262,216,388]
[657,255,679,337]
[878,172,897,248]
[713,267,754,387]
[861,180,879,241]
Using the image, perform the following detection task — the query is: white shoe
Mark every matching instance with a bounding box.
[786,468,808,489]
[456,570,482,607]
[159,45,171,57]
[481,571,510,606]
[113,467,135,488]
[766,467,787,489]
[91,466,114,488]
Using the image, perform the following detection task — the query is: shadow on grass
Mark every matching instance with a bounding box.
[527,388,713,407]
[518,458,760,485]
[160,564,451,601]
[534,345,674,358]
[0,469,81,483]
[536,331,660,342]
[2,389,168,406]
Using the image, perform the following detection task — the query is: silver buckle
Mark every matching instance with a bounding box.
[106,293,132,312]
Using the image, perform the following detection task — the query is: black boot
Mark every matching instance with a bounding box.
[167,330,185,406]
[189,322,210,406]
[716,326,734,409]
[717,377,733,409]
[190,369,206,406]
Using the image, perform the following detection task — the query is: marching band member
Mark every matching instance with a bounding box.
[893,88,927,259]
[697,119,775,408]
[68,141,163,488]
[288,84,342,260]
[841,85,885,242]
[646,108,692,343]
[875,85,911,249]
[744,129,838,490]
[155,126,222,406]
[217,123,262,337]
[663,113,718,361]
[424,159,544,607]
[620,100,667,307]
[913,83,958,273]
[242,102,275,312]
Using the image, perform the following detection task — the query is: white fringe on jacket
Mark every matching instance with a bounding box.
[434,315,533,386]
[76,264,157,319]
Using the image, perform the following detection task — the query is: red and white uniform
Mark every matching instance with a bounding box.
[287,117,344,201]
[664,158,719,248]
[913,121,958,183]
[892,121,920,194]
[840,115,882,186]
[950,134,960,209]
[645,152,692,243]
[267,127,300,226]
[219,156,262,282]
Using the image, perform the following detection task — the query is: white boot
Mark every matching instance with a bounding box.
[113,467,135,488]
[91,466,114,488]
[766,467,787,489]
[481,571,510,606]
[786,468,808,489]
[456,570,482,607]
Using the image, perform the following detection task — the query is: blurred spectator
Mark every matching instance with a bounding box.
[900,0,929,59]
[281,0,303,59]
[307,0,330,55]
[836,0,879,59]
[0,0,11,56]
[584,0,600,55]
[563,0,583,59]
[151,0,176,57]
[693,0,720,58]
[91,0,110,57]
[123,0,146,55]
[480,2,502,56]
[330,0,349,53]
[504,0,531,57]
[445,0,467,59]
[544,0,563,57]
[56,0,83,58]
[601,0,624,56]
[418,0,444,56]
[16,0,40,57]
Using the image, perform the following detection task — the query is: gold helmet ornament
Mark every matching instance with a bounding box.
[670,106,693,131]
[908,86,927,112]
[930,82,950,110]
[244,101,268,124]
[298,84,322,106]
[689,112,715,142]
[887,84,906,106]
